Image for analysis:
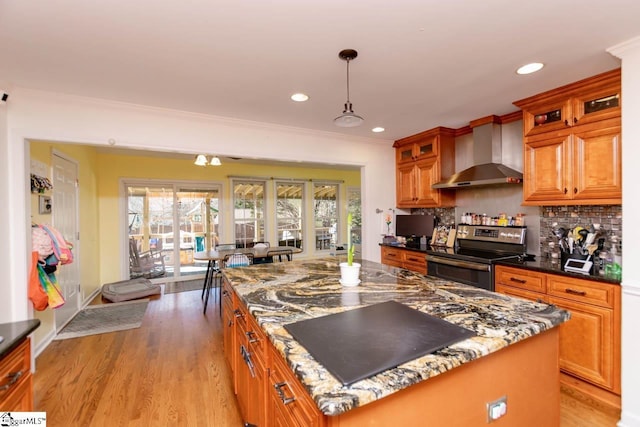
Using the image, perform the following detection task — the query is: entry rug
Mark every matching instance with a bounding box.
[54,299,149,340]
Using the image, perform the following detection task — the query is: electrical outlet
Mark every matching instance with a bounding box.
[39,195,52,214]
[487,396,507,423]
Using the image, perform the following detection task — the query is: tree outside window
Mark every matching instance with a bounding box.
[276,182,304,249]
[233,181,265,248]
[314,183,338,250]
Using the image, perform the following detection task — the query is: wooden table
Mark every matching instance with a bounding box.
[194,246,302,314]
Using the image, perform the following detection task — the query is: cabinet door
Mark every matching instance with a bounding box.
[521,98,572,137]
[414,136,438,161]
[414,157,440,207]
[396,163,417,207]
[549,296,618,393]
[523,133,572,203]
[396,144,416,165]
[572,119,621,203]
[572,85,621,126]
[269,348,324,427]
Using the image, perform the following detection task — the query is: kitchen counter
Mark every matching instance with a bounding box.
[223,258,570,417]
[0,319,40,359]
[496,257,621,285]
[379,242,428,253]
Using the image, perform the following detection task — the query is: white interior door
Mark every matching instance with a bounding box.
[52,153,80,331]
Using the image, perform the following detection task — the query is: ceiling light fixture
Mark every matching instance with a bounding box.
[334,49,364,127]
[372,127,385,133]
[516,62,544,75]
[194,155,222,166]
[291,93,309,102]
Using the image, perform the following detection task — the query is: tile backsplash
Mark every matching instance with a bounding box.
[539,205,622,260]
[410,204,622,262]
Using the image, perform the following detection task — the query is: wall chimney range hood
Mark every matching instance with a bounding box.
[432,116,523,189]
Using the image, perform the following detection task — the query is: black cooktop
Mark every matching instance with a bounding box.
[283,301,475,385]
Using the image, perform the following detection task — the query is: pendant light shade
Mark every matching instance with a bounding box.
[194,154,222,166]
[334,49,364,127]
[194,154,208,166]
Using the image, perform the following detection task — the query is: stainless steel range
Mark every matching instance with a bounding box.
[426,225,528,291]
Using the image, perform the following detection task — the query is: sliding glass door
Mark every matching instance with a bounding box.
[126,182,220,279]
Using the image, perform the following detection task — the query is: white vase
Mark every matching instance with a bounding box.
[339,262,361,286]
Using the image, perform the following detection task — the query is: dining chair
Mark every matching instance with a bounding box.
[267,248,293,262]
[202,243,244,314]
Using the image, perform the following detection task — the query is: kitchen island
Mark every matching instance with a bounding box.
[222,258,570,426]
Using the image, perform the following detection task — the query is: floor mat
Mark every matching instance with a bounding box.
[55,299,149,340]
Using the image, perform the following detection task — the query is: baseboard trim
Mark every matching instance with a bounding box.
[560,372,621,413]
[33,287,102,362]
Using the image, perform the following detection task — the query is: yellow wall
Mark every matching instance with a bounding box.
[96,152,361,284]
[29,142,101,346]
[27,145,359,348]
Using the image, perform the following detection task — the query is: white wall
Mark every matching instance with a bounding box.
[0,89,396,323]
[609,36,640,427]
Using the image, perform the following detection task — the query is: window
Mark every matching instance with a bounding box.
[233,180,265,248]
[276,181,304,249]
[125,182,220,278]
[313,183,339,251]
[347,187,361,245]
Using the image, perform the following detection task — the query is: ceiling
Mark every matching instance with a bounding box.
[1,1,638,142]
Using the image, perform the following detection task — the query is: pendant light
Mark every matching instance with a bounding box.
[194,154,222,166]
[334,49,364,127]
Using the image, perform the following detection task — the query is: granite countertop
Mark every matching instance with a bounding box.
[0,319,41,359]
[223,258,570,416]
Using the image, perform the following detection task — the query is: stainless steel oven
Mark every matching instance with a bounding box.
[426,225,527,291]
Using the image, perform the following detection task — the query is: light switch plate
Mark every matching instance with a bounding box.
[39,195,52,214]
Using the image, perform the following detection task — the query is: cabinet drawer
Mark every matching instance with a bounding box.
[495,283,548,303]
[222,279,235,312]
[381,247,403,268]
[270,348,324,427]
[0,340,31,404]
[495,266,546,293]
[403,252,427,274]
[246,314,269,367]
[548,275,618,309]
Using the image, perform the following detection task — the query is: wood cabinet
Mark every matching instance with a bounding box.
[381,246,427,274]
[222,279,237,388]
[495,265,621,407]
[0,339,33,411]
[393,127,456,208]
[269,346,324,427]
[514,69,621,205]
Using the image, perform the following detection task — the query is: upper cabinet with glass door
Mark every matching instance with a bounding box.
[516,68,621,137]
[395,133,439,165]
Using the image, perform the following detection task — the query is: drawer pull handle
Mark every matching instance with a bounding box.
[509,277,527,284]
[407,257,420,262]
[387,253,398,257]
[565,288,587,296]
[246,331,259,343]
[222,290,229,297]
[234,309,244,319]
[274,382,296,405]
[0,370,23,391]
[240,345,256,378]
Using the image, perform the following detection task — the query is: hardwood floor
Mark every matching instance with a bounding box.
[34,288,243,426]
[33,287,620,426]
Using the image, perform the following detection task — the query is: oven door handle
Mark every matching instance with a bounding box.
[426,256,490,272]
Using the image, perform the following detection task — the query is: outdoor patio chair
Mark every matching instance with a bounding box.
[129,238,166,279]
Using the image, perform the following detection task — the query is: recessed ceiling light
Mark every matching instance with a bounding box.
[516,62,544,75]
[291,93,309,102]
[372,127,385,133]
